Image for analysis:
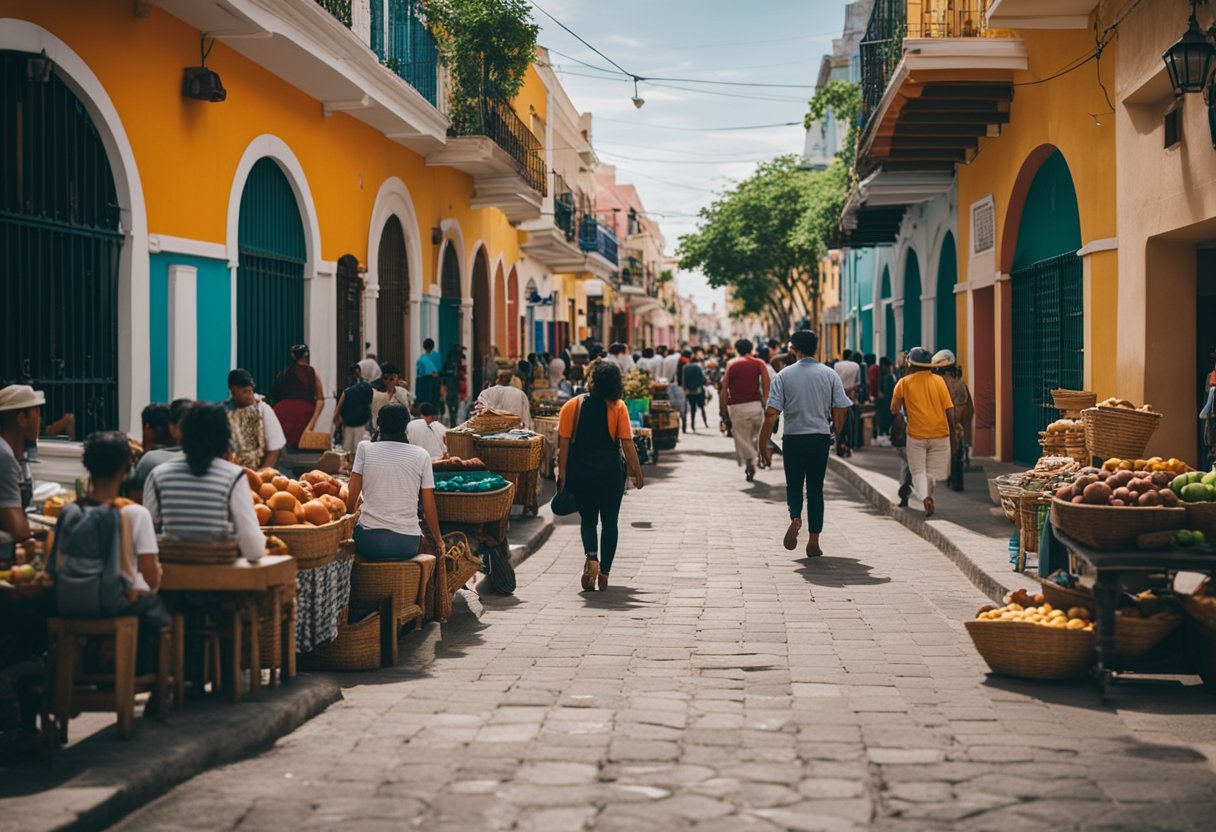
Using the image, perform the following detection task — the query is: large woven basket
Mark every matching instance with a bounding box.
[1018,492,1053,554]
[964,618,1096,680]
[158,538,239,565]
[264,517,346,564]
[443,533,482,596]
[298,607,383,671]
[445,429,477,460]
[297,430,332,451]
[1050,498,1186,549]
[1051,389,1097,414]
[1040,580,1093,612]
[474,435,544,473]
[435,481,516,524]
[1114,612,1182,657]
[1082,406,1161,460]
[994,474,1024,525]
[463,410,522,434]
[1185,502,1216,538]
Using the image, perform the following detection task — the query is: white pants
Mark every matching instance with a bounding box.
[906,436,950,502]
[342,425,367,456]
[728,401,765,467]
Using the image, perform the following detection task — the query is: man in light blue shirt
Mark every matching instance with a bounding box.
[759,330,853,558]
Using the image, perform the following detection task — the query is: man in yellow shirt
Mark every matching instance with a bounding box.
[889,347,957,518]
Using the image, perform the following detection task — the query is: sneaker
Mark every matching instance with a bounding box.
[783,519,801,551]
[581,557,600,591]
[597,573,609,591]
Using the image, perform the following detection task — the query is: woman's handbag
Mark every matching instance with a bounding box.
[551,488,578,516]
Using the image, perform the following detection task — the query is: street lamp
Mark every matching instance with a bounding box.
[1163,0,1216,96]
[631,77,645,109]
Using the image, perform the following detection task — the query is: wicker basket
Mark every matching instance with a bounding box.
[474,435,544,473]
[1082,406,1162,460]
[263,517,346,564]
[1040,580,1093,612]
[1052,389,1097,413]
[297,430,332,451]
[1050,498,1186,549]
[445,429,477,460]
[653,427,679,451]
[1114,611,1182,657]
[1186,502,1216,538]
[964,617,1096,680]
[158,538,239,564]
[463,410,522,434]
[299,608,382,671]
[1018,492,1053,554]
[443,533,482,596]
[994,474,1025,525]
[350,559,425,629]
[435,481,516,524]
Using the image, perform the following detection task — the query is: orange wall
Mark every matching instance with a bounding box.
[2,0,525,288]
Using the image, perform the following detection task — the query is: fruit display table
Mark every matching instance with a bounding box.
[1050,527,1216,702]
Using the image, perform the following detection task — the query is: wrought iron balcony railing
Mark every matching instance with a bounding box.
[859,0,1002,123]
[553,173,576,240]
[450,97,548,196]
[313,0,441,108]
[579,216,619,267]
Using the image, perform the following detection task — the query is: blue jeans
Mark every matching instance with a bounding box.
[353,525,421,561]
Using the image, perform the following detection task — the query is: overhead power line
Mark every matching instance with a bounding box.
[541,47,816,90]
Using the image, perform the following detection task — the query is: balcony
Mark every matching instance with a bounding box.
[553,180,577,242]
[427,96,546,224]
[519,190,586,272]
[154,0,448,154]
[842,0,1026,244]
[987,0,1099,29]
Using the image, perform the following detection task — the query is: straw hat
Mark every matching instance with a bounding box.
[907,347,936,368]
[932,349,957,367]
[0,385,45,413]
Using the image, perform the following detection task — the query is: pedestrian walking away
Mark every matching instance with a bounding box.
[933,349,973,493]
[682,355,709,432]
[758,330,851,559]
[833,349,861,456]
[720,338,770,482]
[890,347,957,518]
[556,362,644,592]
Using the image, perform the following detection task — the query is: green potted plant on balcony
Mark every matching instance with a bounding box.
[426,0,538,133]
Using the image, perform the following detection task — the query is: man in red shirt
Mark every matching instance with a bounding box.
[720,339,770,482]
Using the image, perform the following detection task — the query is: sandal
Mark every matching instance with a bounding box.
[581,557,600,592]
[783,519,801,551]
[923,498,935,518]
[597,573,609,591]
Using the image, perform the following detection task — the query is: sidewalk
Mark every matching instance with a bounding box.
[827,443,1038,602]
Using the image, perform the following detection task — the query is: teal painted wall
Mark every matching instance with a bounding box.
[1012,150,1082,270]
[149,253,232,404]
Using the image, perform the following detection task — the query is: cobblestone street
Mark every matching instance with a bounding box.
[117,430,1216,831]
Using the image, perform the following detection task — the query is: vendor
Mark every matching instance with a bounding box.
[475,369,533,430]
[144,403,265,562]
[406,402,448,460]
[371,362,414,431]
[0,385,43,559]
[225,369,286,471]
[347,404,444,561]
[271,345,324,448]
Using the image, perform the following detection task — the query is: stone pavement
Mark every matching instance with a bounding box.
[114,425,1216,831]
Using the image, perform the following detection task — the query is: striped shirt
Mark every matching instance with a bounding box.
[144,457,265,561]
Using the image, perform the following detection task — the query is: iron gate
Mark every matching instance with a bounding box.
[438,244,462,361]
[237,157,306,397]
[1,50,122,438]
[336,254,362,388]
[1011,251,1084,463]
[376,215,409,371]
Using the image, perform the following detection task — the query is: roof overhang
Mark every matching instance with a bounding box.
[986,0,1097,29]
[839,169,954,246]
[519,222,586,272]
[427,137,543,224]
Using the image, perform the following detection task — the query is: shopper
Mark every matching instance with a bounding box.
[225,369,286,471]
[890,347,957,518]
[415,338,443,412]
[475,369,533,430]
[933,349,973,492]
[682,355,709,431]
[345,404,443,561]
[129,398,192,501]
[606,342,635,375]
[139,403,172,453]
[720,339,770,482]
[1201,383,1215,469]
[758,330,851,558]
[406,402,448,460]
[875,357,895,437]
[833,349,861,457]
[271,344,324,447]
[557,362,644,592]
[334,362,374,456]
[370,362,413,435]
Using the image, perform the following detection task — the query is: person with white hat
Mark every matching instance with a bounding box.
[890,348,957,518]
[933,349,973,492]
[0,385,45,554]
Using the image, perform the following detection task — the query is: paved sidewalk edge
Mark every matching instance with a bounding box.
[827,455,1035,602]
[5,675,342,832]
[507,505,555,568]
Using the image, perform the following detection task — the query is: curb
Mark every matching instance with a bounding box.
[827,455,1037,602]
[2,675,341,832]
[507,505,555,568]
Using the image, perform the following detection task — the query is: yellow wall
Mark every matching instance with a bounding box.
[4,0,526,290]
[513,62,549,128]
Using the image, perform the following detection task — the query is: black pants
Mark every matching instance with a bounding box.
[575,477,625,574]
[783,433,832,533]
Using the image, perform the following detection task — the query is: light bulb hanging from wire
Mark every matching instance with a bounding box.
[631,76,645,109]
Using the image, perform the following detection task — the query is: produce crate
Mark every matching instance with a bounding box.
[474,434,544,473]
[1082,406,1161,460]
[434,473,516,524]
[1050,498,1186,549]
[653,427,679,451]
[298,606,387,671]
[263,517,347,565]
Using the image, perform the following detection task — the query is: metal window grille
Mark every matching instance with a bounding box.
[1011,251,1084,463]
[336,254,363,391]
[237,158,306,398]
[1,50,122,438]
[376,215,409,372]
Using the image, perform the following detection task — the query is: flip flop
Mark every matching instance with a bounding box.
[923,498,935,518]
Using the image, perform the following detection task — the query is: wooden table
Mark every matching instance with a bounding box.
[161,555,297,703]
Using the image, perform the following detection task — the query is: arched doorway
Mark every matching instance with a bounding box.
[376,215,409,371]
[902,251,922,350]
[494,262,508,361]
[237,157,306,395]
[471,249,492,393]
[336,254,362,386]
[935,233,958,354]
[2,49,122,436]
[881,266,895,362]
[1010,149,1083,462]
[438,242,462,366]
[507,267,520,358]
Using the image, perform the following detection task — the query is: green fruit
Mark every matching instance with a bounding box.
[1203,470,1216,486]
[1172,474,1189,495]
[1195,531,1208,544]
[1186,471,1206,485]
[1176,530,1195,545]
[1181,483,1211,503]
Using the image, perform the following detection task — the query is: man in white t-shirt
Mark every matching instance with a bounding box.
[659,345,681,383]
[833,349,861,399]
[347,404,444,561]
[475,370,533,429]
[832,349,862,456]
[406,402,449,459]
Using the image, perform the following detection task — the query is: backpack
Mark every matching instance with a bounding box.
[51,500,133,617]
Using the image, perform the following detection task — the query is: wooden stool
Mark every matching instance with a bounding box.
[350,559,427,633]
[48,614,183,741]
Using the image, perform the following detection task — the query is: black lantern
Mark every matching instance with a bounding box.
[1163,0,1216,95]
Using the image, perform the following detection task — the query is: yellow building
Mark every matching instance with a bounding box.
[1,0,549,433]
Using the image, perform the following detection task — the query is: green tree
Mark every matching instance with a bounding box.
[678,156,836,335]
[805,80,861,171]
[427,0,538,120]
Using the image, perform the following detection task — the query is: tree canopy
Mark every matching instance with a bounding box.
[427,0,538,115]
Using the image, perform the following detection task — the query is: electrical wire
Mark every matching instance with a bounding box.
[593,117,802,132]
[598,149,774,165]
[532,3,637,79]
[542,50,817,90]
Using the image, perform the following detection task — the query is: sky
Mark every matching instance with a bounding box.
[532,0,852,314]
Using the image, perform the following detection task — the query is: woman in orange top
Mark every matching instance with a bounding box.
[557,361,645,592]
